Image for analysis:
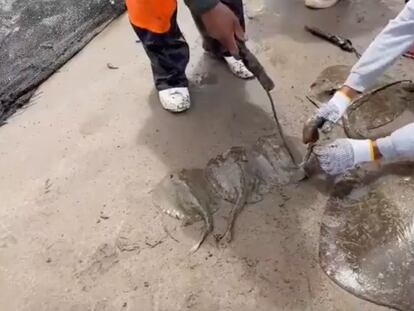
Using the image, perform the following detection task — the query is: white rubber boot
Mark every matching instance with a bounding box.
[305,0,339,9]
[224,56,254,79]
[158,87,191,113]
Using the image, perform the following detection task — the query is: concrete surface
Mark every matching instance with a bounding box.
[0,0,411,310]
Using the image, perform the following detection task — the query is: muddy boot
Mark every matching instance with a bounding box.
[224,56,254,79]
[305,0,339,9]
[202,39,253,80]
[159,87,191,112]
[193,0,253,80]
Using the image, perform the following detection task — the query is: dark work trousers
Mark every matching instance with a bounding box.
[131,0,245,91]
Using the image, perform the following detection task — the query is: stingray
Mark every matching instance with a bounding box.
[152,135,305,252]
[307,65,414,139]
[343,81,414,139]
[308,65,351,104]
[152,169,216,252]
[320,164,414,311]
[309,65,414,310]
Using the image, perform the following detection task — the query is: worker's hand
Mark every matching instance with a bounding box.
[302,90,353,144]
[314,138,375,176]
[201,2,245,58]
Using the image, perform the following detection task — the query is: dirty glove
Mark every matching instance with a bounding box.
[314,139,375,176]
[303,91,352,144]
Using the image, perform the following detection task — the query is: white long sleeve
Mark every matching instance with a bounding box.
[345,2,414,92]
[376,123,414,159]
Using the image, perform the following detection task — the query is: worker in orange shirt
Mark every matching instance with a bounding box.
[125,0,254,112]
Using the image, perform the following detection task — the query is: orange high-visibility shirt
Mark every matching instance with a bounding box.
[125,0,177,33]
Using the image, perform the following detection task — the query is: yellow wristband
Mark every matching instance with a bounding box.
[338,90,353,102]
[368,140,375,161]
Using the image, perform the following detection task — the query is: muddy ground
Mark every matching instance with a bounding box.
[0,0,412,310]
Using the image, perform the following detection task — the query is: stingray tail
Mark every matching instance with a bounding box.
[190,228,210,253]
[189,205,214,253]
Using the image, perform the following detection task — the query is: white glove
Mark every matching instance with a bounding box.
[303,91,352,144]
[316,123,414,175]
[316,91,352,125]
[315,139,375,176]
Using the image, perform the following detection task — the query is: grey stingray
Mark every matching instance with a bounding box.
[308,65,351,104]
[320,164,414,311]
[307,65,414,139]
[344,81,414,140]
[152,169,216,252]
[311,65,414,310]
[152,135,305,251]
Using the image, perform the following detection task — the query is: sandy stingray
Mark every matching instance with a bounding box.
[152,135,305,251]
[308,65,414,139]
[320,165,414,311]
[310,65,414,310]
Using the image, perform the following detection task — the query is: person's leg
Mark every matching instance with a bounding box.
[126,0,191,112]
[190,0,253,79]
[132,15,189,91]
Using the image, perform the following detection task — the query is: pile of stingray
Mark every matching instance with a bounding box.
[153,135,305,252]
[312,65,414,311]
[0,0,125,124]
[153,66,414,310]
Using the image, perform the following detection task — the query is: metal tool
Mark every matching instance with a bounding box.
[305,26,361,58]
[301,26,362,168]
[237,41,275,92]
[299,143,315,169]
[237,41,300,166]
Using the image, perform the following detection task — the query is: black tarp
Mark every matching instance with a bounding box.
[0,0,125,124]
